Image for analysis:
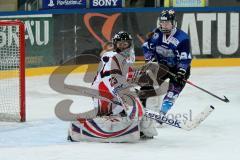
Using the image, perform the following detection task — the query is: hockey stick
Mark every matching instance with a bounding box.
[155,64,230,103]
[184,80,229,103]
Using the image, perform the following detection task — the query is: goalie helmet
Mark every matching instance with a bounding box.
[158,9,176,33]
[112,31,135,63]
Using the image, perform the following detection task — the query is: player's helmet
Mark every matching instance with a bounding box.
[112,31,135,62]
[159,9,176,33]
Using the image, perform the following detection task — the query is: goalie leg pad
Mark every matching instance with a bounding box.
[140,116,158,138]
[68,116,140,143]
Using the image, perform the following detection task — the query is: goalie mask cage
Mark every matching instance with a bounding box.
[0,20,25,122]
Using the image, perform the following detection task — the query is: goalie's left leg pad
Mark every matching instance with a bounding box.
[140,116,158,138]
[68,116,140,143]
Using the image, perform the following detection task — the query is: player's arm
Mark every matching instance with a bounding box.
[142,42,155,62]
[174,38,192,85]
[177,38,192,70]
[142,29,159,62]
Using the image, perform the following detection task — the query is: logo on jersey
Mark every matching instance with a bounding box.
[168,37,179,46]
[156,46,175,58]
[109,77,118,87]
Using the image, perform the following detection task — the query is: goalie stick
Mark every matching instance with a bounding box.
[55,85,214,131]
[144,106,214,131]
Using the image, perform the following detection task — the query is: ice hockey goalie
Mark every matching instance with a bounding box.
[68,31,158,142]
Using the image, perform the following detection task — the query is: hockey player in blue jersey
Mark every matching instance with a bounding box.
[140,9,192,115]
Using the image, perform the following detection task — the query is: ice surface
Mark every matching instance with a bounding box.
[0,67,239,160]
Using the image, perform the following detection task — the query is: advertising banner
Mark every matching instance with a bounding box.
[2,8,239,67]
[164,0,207,7]
[53,10,240,65]
[42,0,86,9]
[0,14,54,67]
[89,0,123,8]
[178,12,239,58]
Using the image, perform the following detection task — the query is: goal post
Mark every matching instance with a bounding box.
[0,20,25,122]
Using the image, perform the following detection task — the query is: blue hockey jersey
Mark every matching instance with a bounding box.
[142,28,192,70]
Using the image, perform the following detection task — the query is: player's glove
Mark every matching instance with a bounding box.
[174,68,186,86]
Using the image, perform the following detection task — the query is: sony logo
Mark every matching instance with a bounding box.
[92,0,119,7]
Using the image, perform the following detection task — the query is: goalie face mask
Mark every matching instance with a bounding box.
[112,31,135,63]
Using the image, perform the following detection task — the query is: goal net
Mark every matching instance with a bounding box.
[0,20,25,122]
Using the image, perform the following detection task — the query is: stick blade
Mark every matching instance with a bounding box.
[223,96,230,103]
[181,105,215,131]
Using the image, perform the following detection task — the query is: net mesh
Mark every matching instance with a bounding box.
[0,23,22,121]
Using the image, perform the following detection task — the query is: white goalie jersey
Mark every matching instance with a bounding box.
[91,50,133,116]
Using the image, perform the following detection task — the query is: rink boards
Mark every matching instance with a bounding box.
[1,58,240,79]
